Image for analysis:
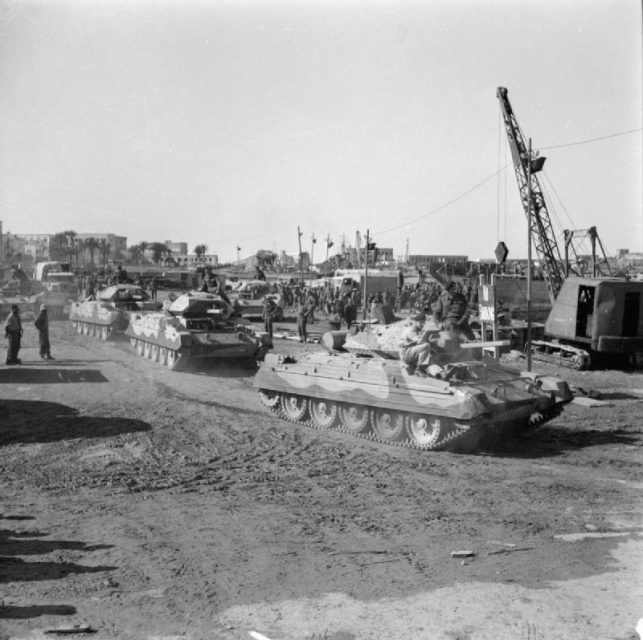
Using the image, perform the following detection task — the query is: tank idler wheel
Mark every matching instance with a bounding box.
[406,414,451,449]
[280,394,308,422]
[340,404,371,434]
[372,409,405,442]
[158,347,168,366]
[259,389,281,411]
[310,399,338,429]
[136,340,146,356]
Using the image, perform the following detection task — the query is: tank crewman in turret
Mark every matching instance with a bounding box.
[433,281,476,341]
[115,264,129,284]
[398,311,433,376]
[4,304,23,365]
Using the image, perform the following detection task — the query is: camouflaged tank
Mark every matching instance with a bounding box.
[124,291,272,371]
[254,329,573,452]
[69,284,162,340]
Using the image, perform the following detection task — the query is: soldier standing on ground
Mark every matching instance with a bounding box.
[296,297,309,343]
[34,304,54,361]
[263,296,278,347]
[4,304,23,365]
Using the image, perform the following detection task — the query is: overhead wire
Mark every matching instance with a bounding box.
[375,125,640,239]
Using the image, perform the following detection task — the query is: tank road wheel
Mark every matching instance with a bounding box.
[158,347,168,366]
[406,414,451,449]
[136,340,145,356]
[82,322,90,335]
[143,342,152,359]
[74,322,82,334]
[149,344,159,362]
[372,409,405,442]
[259,389,281,413]
[130,337,137,348]
[310,399,338,430]
[280,394,308,422]
[100,326,109,341]
[339,404,371,434]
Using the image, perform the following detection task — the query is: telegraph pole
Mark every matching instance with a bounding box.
[363,229,369,321]
[526,139,533,372]
[297,226,304,283]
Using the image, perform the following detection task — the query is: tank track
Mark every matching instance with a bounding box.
[258,389,480,452]
[529,340,591,370]
[258,389,566,453]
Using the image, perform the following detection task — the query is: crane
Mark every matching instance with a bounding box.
[497,87,643,369]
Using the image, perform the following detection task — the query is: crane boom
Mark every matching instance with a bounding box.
[496,87,566,303]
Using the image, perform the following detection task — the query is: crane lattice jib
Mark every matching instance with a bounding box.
[496,87,566,303]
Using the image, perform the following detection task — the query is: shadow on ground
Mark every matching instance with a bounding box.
[479,423,640,458]
[0,368,108,383]
[0,399,151,446]
[0,604,76,619]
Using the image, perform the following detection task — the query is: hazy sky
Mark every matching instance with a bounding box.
[1,0,641,263]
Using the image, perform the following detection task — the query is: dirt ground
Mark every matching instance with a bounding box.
[1,314,642,640]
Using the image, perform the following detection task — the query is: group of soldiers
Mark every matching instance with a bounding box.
[4,303,53,365]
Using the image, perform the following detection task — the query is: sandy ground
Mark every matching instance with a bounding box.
[1,315,642,640]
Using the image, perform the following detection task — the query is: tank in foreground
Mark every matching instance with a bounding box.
[69,284,162,340]
[124,291,272,370]
[254,332,572,452]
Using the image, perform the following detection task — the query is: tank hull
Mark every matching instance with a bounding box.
[124,311,271,370]
[254,352,572,452]
[69,301,127,340]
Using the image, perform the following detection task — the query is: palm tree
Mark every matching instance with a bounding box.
[99,239,110,267]
[150,242,171,264]
[194,244,208,261]
[135,241,149,265]
[63,230,77,264]
[84,237,100,267]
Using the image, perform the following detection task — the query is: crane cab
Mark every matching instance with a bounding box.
[545,276,643,362]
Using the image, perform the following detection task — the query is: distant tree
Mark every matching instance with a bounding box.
[62,230,77,264]
[135,241,149,264]
[194,244,208,260]
[150,242,171,264]
[49,233,69,261]
[98,239,110,267]
[83,237,100,267]
[128,245,142,265]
